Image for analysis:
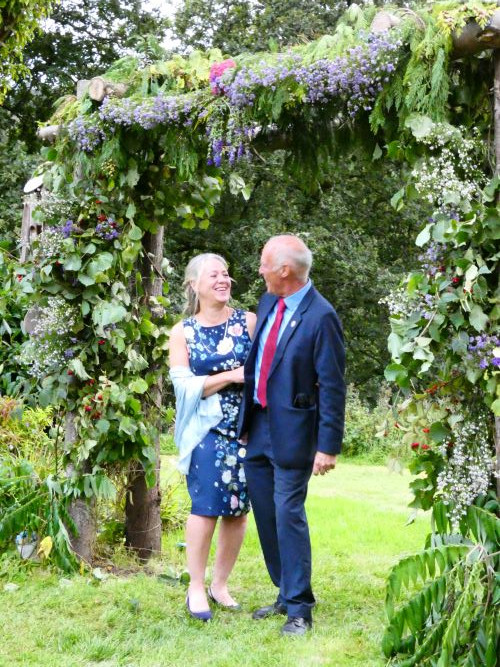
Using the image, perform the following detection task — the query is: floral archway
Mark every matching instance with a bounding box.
[10,2,500,663]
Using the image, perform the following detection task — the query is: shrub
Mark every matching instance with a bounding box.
[0,397,77,571]
[343,384,404,463]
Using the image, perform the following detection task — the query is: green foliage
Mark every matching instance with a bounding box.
[383,497,499,666]
[342,385,403,462]
[0,398,78,571]
[160,472,190,533]
[0,110,38,243]
[0,249,34,397]
[3,0,171,150]
[0,0,53,103]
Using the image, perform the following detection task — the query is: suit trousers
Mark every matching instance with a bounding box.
[244,408,315,620]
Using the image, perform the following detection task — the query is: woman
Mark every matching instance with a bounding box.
[169,253,256,621]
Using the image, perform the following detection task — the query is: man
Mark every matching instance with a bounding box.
[238,234,346,636]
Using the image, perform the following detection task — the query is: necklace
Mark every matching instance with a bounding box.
[195,308,234,356]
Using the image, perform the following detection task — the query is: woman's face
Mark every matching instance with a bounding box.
[195,258,231,306]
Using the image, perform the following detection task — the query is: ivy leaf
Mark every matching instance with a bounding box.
[430,422,450,443]
[129,378,148,394]
[87,252,114,278]
[384,363,408,383]
[491,397,500,417]
[469,304,489,332]
[415,223,432,247]
[127,225,143,241]
[95,419,110,434]
[92,301,127,328]
[390,187,405,211]
[405,114,434,139]
[125,201,136,220]
[388,332,403,360]
[68,359,90,380]
[126,162,140,187]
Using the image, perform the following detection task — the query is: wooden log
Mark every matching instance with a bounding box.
[371,8,500,59]
[87,76,128,102]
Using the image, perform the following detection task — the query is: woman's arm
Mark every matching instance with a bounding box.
[168,321,243,397]
[246,311,257,340]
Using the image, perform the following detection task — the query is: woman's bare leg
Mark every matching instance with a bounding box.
[186,514,217,611]
[210,515,247,605]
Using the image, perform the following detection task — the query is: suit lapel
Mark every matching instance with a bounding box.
[246,294,277,379]
[268,286,316,377]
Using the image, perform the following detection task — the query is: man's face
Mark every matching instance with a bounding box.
[259,244,282,294]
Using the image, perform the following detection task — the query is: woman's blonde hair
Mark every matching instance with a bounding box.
[182,253,229,316]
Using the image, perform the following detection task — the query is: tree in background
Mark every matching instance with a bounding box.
[174,0,407,53]
[0,0,53,104]
[2,0,171,152]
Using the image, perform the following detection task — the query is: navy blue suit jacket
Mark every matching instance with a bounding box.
[238,286,346,469]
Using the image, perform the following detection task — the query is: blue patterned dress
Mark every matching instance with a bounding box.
[183,309,252,517]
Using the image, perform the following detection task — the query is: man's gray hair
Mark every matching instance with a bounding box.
[268,235,312,281]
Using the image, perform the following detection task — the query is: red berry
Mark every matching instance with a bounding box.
[452,277,460,285]
[422,427,430,433]
[97,394,103,400]
[84,406,92,412]
[67,370,74,376]
[421,444,430,451]
[95,199,102,204]
[16,274,23,281]
[98,339,106,345]
[87,379,95,386]
[97,214,107,221]
[411,442,419,450]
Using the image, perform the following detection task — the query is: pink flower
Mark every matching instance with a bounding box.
[209,59,236,95]
[228,323,243,337]
[230,495,239,510]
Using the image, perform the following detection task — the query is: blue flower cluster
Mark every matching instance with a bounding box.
[467,334,500,370]
[60,219,74,238]
[68,117,107,152]
[95,218,120,240]
[418,241,447,277]
[215,32,400,117]
[99,94,195,130]
[67,32,401,165]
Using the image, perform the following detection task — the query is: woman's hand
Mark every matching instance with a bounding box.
[227,365,245,384]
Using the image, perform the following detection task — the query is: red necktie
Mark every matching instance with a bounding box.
[257,298,286,408]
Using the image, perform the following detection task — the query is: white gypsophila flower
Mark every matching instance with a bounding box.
[379,286,420,318]
[411,124,486,214]
[19,296,78,379]
[436,415,495,531]
[33,227,65,262]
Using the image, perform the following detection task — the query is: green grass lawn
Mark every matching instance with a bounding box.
[0,463,429,667]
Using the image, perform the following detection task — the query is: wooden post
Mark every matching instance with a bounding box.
[124,227,164,560]
[494,51,500,499]
[66,413,96,563]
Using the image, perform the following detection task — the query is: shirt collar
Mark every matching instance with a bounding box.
[283,279,311,311]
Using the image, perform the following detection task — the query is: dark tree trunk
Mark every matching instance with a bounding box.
[66,412,96,563]
[124,228,164,560]
[494,51,500,500]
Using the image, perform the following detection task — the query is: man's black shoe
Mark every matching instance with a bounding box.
[252,602,288,620]
[281,617,312,636]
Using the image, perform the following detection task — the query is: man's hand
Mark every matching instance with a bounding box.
[313,452,337,476]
